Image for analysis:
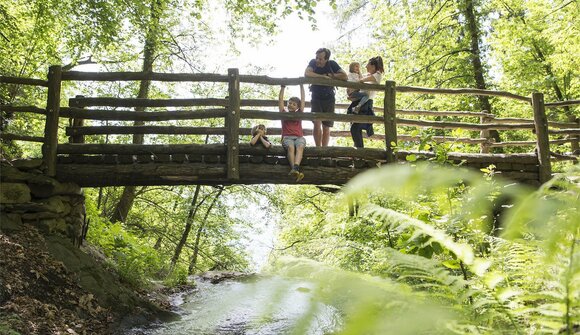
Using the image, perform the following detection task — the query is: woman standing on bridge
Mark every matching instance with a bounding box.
[348,56,384,148]
[279,84,306,182]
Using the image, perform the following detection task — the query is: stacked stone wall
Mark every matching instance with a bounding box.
[1,159,85,245]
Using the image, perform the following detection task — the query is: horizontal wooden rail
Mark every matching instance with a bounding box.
[489,139,575,148]
[0,75,49,87]
[396,86,531,102]
[0,106,47,115]
[548,128,580,135]
[0,133,45,142]
[550,151,578,162]
[240,109,383,123]
[490,117,577,128]
[69,97,228,108]
[397,118,534,130]
[60,107,227,121]
[393,109,494,118]
[60,71,533,102]
[66,126,227,136]
[67,97,549,125]
[545,100,580,108]
[62,71,230,82]
[244,110,537,130]
[57,143,226,155]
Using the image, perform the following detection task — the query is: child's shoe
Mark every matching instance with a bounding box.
[296,172,304,182]
[288,167,299,177]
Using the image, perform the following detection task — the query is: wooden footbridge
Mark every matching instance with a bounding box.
[1,66,578,187]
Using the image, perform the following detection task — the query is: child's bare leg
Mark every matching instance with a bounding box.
[287,145,295,168]
[295,145,304,166]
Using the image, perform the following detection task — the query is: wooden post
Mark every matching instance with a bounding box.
[69,95,85,144]
[479,111,491,153]
[532,92,552,183]
[227,68,240,180]
[383,80,397,163]
[572,117,580,154]
[43,65,62,176]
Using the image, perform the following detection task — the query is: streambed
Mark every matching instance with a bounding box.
[130,275,341,334]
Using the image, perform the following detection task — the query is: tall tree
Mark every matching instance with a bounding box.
[170,185,204,271]
[110,0,166,223]
[188,187,224,274]
[461,0,500,146]
[489,0,579,151]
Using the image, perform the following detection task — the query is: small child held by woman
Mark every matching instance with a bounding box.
[249,124,271,148]
[349,56,384,114]
[279,84,306,182]
[346,61,362,99]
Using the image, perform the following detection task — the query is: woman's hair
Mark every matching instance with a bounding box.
[251,124,266,136]
[349,62,360,73]
[288,97,301,110]
[368,56,385,73]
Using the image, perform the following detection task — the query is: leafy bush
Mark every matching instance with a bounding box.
[84,199,164,288]
[273,163,579,334]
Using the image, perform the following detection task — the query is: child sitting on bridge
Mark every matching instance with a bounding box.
[249,124,272,148]
[279,84,306,182]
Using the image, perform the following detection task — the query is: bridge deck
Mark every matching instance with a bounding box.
[53,146,541,187]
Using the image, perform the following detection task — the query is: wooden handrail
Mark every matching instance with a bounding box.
[60,107,227,120]
[545,99,580,108]
[0,133,45,142]
[65,126,227,136]
[60,71,533,102]
[68,97,228,108]
[0,106,47,114]
[0,75,49,87]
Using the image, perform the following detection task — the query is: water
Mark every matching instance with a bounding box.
[132,275,341,335]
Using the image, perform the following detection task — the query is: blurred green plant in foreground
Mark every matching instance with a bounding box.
[270,162,579,335]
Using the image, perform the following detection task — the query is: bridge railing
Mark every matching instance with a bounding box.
[2,66,579,184]
[0,76,50,146]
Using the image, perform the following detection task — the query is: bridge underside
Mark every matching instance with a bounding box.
[53,150,541,187]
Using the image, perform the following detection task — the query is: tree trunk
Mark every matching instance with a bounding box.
[109,0,164,222]
[532,42,578,152]
[188,187,224,275]
[170,185,203,271]
[463,0,500,146]
[153,236,163,250]
[110,186,137,223]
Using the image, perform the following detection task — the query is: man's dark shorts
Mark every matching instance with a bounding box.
[311,95,335,128]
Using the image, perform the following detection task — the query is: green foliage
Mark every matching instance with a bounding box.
[273,162,579,334]
[84,197,164,287]
[163,265,189,287]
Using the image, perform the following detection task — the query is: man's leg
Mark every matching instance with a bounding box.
[313,121,322,147]
[322,125,331,147]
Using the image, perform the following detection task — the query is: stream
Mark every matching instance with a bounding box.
[129,275,342,334]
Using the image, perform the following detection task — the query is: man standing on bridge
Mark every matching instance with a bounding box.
[305,48,348,147]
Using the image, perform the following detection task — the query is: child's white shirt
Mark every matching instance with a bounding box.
[360,72,384,99]
[348,72,362,82]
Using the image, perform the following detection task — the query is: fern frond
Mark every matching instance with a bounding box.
[362,204,475,265]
